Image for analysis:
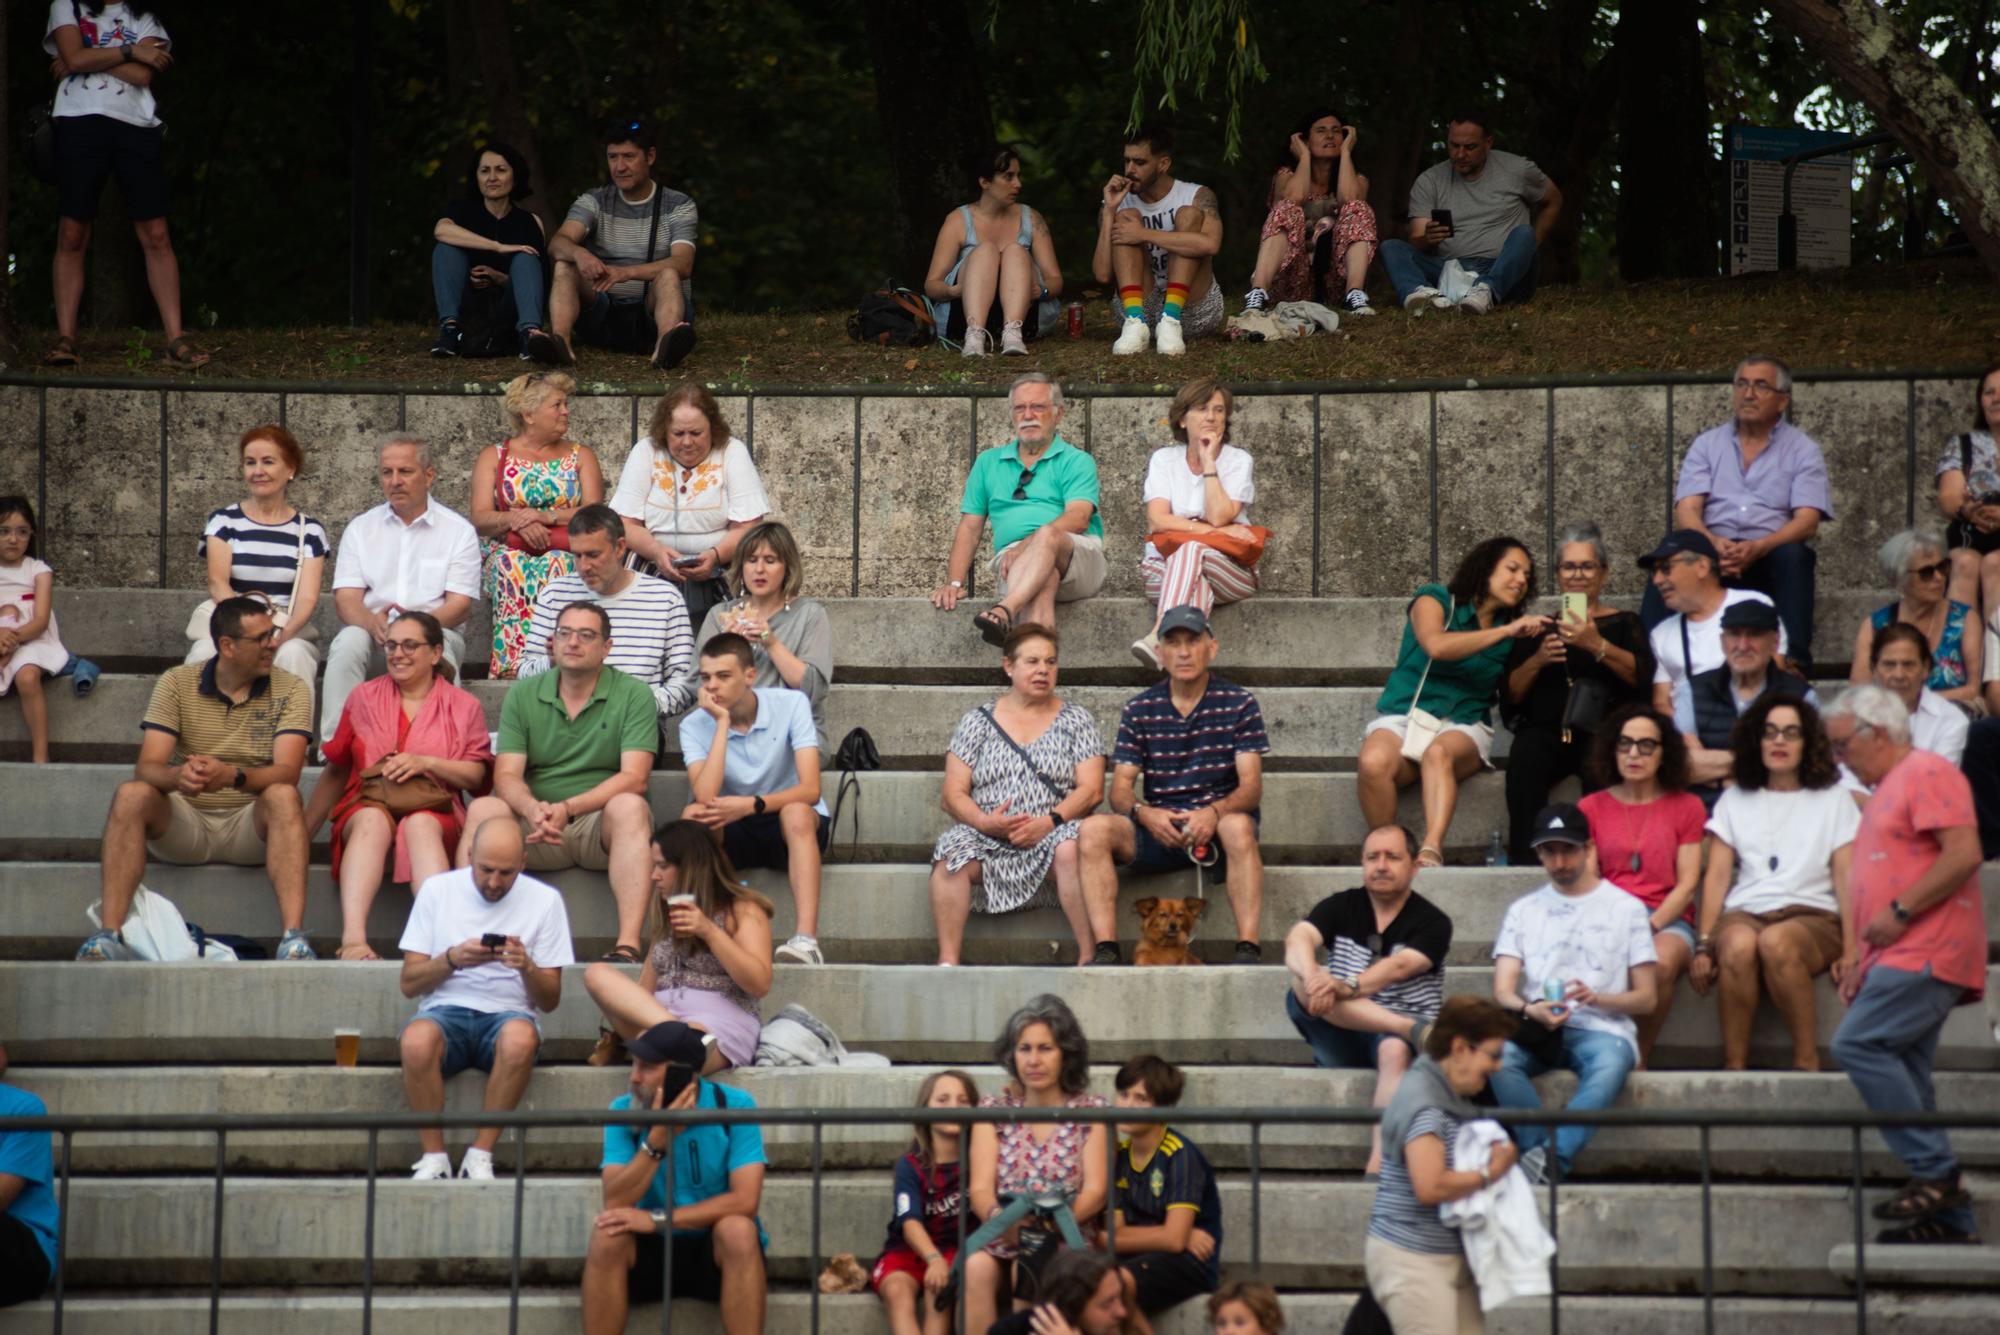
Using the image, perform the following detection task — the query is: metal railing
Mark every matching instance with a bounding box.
[4,1102,1997,1335]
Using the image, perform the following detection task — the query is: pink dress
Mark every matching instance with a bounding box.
[0,558,69,694]
[980,1089,1108,1258]
[649,920,764,1069]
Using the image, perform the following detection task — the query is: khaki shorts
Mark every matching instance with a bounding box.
[1714,904,1844,974]
[519,808,609,871]
[994,531,1108,603]
[148,794,267,866]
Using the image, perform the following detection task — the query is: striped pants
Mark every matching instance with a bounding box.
[1141,544,1259,619]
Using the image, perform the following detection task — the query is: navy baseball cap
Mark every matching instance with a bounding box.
[1157,605,1213,637]
[1636,529,1719,570]
[1718,599,1780,632]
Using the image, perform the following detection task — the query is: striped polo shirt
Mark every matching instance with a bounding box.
[197,505,329,610]
[1112,675,1269,811]
[1368,1105,1463,1254]
[140,661,314,811]
[516,570,696,716]
[564,182,697,304]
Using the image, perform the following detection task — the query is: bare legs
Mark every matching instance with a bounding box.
[957,240,1038,333]
[583,961,729,1076]
[1635,930,1691,1066]
[52,215,191,344]
[10,664,49,763]
[337,810,452,956]
[1357,729,1483,862]
[399,1016,540,1155]
[929,839,1090,966]
[1712,917,1829,1070]
[993,524,1075,628]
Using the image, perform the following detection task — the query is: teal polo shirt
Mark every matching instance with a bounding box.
[960,434,1104,550]
[497,665,660,803]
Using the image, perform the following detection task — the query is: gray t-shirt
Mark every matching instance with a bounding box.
[1407,150,1550,262]
[564,182,698,304]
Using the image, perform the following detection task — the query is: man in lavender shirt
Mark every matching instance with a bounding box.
[1641,354,1832,668]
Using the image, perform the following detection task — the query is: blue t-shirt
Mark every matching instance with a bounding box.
[602,1081,769,1246]
[0,1085,58,1271]
[1114,1128,1222,1281]
[679,687,829,815]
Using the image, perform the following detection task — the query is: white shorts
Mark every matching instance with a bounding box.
[1365,714,1496,769]
[993,532,1108,603]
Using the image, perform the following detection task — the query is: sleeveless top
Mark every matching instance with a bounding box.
[647,910,760,1021]
[1116,179,1203,287]
[935,204,1053,333]
[1870,600,1970,691]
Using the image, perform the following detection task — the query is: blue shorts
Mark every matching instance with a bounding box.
[404,1005,541,1077]
[1658,919,1698,953]
[1119,810,1259,876]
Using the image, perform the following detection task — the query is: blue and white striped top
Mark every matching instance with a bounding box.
[1367,1106,1463,1255]
[198,505,328,610]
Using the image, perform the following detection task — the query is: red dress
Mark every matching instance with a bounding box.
[325,703,462,880]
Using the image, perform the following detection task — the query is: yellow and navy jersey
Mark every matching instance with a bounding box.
[1114,1127,1223,1252]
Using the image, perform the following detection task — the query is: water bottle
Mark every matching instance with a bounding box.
[1483,831,1507,867]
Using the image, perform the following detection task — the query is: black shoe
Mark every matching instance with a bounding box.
[1875,1216,1982,1245]
[430,323,464,358]
[1088,941,1122,967]
[523,329,572,366]
[1873,1174,1971,1222]
[652,322,697,370]
[1233,940,1263,965]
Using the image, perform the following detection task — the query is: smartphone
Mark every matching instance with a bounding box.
[481,932,507,949]
[1562,592,1588,624]
[661,1061,697,1106]
[1431,208,1454,232]
[672,554,705,570]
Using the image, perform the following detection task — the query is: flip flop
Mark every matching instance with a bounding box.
[40,336,79,368]
[651,322,697,370]
[972,605,1013,648]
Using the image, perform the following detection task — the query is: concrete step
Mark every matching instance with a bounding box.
[4,962,1996,1070]
[1828,1243,2000,1287]
[30,1174,1999,1292]
[0,764,1535,862]
[14,1064,2000,1179]
[9,1292,1991,1335]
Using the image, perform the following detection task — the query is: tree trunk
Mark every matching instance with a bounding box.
[862,0,995,282]
[466,0,548,227]
[89,182,146,330]
[1368,1,1432,233]
[1766,0,2000,280]
[0,0,14,358]
[1613,0,1717,280]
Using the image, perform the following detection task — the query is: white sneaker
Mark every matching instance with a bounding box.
[1111,316,1151,355]
[1458,283,1495,315]
[1154,316,1186,356]
[999,322,1028,355]
[1131,632,1160,669]
[775,934,824,965]
[410,1152,451,1181]
[1342,288,1377,317]
[458,1148,495,1181]
[961,327,990,357]
[1402,285,1442,314]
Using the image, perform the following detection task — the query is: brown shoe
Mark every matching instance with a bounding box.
[586,1026,627,1068]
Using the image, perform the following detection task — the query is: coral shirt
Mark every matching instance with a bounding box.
[1851,748,1987,1001]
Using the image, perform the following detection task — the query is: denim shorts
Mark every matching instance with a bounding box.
[404,1005,541,1077]
[1658,919,1699,953]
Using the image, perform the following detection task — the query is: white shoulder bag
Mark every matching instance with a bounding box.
[1399,594,1452,763]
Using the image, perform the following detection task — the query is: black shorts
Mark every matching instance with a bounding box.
[721,809,829,871]
[575,293,657,353]
[1947,519,2000,556]
[626,1230,726,1304]
[945,296,1041,341]
[54,114,168,222]
[1125,1250,1216,1314]
[0,1213,53,1306]
[1119,812,1258,877]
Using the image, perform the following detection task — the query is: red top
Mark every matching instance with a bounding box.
[1852,748,1987,1001]
[1579,789,1708,916]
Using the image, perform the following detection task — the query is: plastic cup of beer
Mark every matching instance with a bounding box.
[334,1028,361,1067]
[667,893,699,940]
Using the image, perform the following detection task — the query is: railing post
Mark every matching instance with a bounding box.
[363,1129,379,1335]
[660,1126,675,1335]
[811,1122,823,1335]
[1851,1126,1868,1335]
[1699,1125,1714,1335]
[1546,1120,1560,1335]
[1248,1121,1261,1275]
[1104,1108,1120,1259]
[510,1128,528,1335]
[52,1130,70,1335]
[209,1129,226,1335]
[956,1112,970,1335]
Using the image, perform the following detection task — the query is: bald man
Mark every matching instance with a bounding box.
[397,817,576,1181]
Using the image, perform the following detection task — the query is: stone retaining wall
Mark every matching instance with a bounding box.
[1,373,1974,597]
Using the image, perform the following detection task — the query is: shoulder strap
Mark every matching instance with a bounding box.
[1407,594,1451,712]
[1964,433,1976,479]
[644,185,663,264]
[1017,205,1035,248]
[1679,609,1694,679]
[959,205,977,244]
[978,704,1066,803]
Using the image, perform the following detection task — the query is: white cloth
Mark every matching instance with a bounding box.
[1652,589,1789,727]
[610,436,769,556]
[752,1003,889,1069]
[1268,299,1341,333]
[1440,1119,1556,1312]
[330,499,481,616]
[1140,444,1254,561]
[1492,881,1657,1055]
[44,1,169,128]
[397,866,575,1016]
[1705,784,1861,915]
[1840,689,1968,793]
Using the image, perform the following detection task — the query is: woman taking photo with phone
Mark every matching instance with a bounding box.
[1934,362,2000,629]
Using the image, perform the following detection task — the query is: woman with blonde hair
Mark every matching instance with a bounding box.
[469,370,604,676]
[697,519,834,746]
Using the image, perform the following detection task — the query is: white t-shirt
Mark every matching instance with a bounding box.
[1493,881,1658,1055]
[44,2,169,127]
[610,436,769,555]
[1705,784,1860,916]
[398,867,576,1015]
[1652,589,1788,724]
[1140,444,1254,562]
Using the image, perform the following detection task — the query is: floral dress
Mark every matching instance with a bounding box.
[930,701,1103,913]
[1259,177,1379,303]
[482,442,582,677]
[980,1088,1109,1258]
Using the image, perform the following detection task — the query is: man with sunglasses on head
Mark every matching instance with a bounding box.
[930,372,1106,644]
[1640,528,1788,731]
[78,596,316,961]
[1642,354,1831,669]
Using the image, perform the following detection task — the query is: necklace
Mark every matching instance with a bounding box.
[1616,791,1659,874]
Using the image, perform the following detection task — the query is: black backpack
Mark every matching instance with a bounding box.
[847,288,935,347]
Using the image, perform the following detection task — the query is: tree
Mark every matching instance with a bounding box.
[1613,0,1718,279]
[1766,0,2000,281]
[0,0,14,358]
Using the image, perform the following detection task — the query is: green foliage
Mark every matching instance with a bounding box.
[1126,0,1268,161]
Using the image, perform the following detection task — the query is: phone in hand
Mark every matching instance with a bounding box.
[672,554,706,570]
[1431,208,1454,233]
[661,1061,697,1107]
[1562,592,1588,624]
[481,932,507,949]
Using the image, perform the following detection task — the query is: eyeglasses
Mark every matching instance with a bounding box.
[1733,377,1788,396]
[554,627,604,643]
[1614,736,1661,755]
[1828,723,1876,755]
[1909,560,1950,581]
[1760,725,1805,742]
[225,629,279,646]
[1558,561,1601,576]
[1012,467,1036,501]
[383,638,431,654]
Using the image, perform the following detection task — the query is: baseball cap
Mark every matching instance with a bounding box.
[627,1020,711,1067]
[1528,803,1591,849]
[1157,605,1212,637]
[1636,529,1719,570]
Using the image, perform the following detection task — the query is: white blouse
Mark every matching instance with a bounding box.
[610,436,770,555]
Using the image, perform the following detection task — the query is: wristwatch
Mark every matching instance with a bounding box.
[1050,811,1068,827]
[640,1139,666,1160]
[231,767,248,790]
[752,795,767,815]
[947,579,964,589]
[649,1208,670,1230]
[1890,900,1913,923]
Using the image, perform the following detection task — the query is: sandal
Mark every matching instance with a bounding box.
[39,336,79,368]
[599,942,644,965]
[651,322,696,370]
[586,1025,628,1068]
[1417,845,1444,868]
[160,334,210,369]
[334,942,381,962]
[1873,1174,1970,1222]
[972,605,1014,648]
[1876,1215,1982,1245]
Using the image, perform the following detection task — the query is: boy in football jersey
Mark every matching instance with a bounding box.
[1108,1056,1223,1325]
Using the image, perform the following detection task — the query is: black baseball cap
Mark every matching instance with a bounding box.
[1636,529,1719,570]
[1528,803,1591,849]
[1157,605,1213,637]
[1718,599,1781,632]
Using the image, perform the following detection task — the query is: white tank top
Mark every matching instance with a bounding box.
[1117,180,1203,287]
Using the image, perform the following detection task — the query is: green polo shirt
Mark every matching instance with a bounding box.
[960,434,1104,550]
[497,665,660,803]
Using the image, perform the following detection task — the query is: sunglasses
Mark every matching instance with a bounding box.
[1760,725,1805,742]
[1012,467,1036,501]
[1909,560,1949,581]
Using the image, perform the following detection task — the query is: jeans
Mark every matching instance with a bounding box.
[1830,964,1977,1233]
[404,1004,542,1078]
[431,242,546,333]
[1638,542,1818,665]
[1285,989,1407,1069]
[1504,723,1599,865]
[1379,223,1539,305]
[1488,1024,1636,1178]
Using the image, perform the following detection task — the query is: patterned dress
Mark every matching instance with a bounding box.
[931,701,1103,913]
[482,442,583,677]
[648,911,763,1068]
[1259,180,1379,303]
[981,1088,1109,1258]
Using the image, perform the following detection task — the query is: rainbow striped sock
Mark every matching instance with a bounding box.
[1163,282,1189,321]
[1119,285,1145,318]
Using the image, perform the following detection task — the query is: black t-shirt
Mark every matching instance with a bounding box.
[1302,887,1452,1021]
[1502,609,1655,732]
[442,198,547,257]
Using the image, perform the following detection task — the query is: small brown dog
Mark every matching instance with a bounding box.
[1132,896,1206,966]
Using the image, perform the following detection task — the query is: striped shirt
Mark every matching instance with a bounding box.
[140,661,313,811]
[198,506,328,610]
[564,182,697,304]
[1368,1106,1462,1254]
[1305,888,1452,1022]
[1112,675,1269,811]
[516,570,695,716]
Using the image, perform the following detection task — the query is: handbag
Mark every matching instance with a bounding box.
[357,762,454,818]
[1147,524,1271,567]
[185,513,309,640]
[496,442,573,552]
[1510,1011,1566,1066]
[1560,674,1615,744]
[825,727,880,864]
[1399,595,1452,763]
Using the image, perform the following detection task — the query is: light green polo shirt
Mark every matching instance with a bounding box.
[960,434,1104,550]
[497,665,660,802]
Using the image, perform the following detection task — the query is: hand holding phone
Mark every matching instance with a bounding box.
[481,932,508,949]
[672,554,706,570]
[1428,209,1454,242]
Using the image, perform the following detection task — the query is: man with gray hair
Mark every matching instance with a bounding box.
[322,435,482,737]
[1825,685,1986,1244]
[930,372,1106,643]
[1643,354,1831,667]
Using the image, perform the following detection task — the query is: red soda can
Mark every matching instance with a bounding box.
[1065,302,1084,339]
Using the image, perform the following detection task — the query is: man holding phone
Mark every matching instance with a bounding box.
[583,1021,769,1335]
[1379,107,1561,316]
[397,818,574,1181]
